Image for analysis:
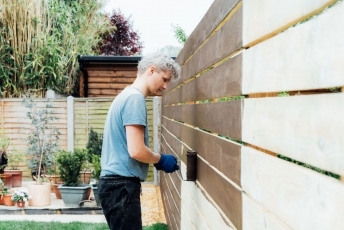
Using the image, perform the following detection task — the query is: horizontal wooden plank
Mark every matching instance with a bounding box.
[243,0,334,46]
[88,89,122,96]
[242,194,292,230]
[241,146,344,230]
[198,157,242,229]
[88,83,131,89]
[87,70,137,78]
[242,93,344,175]
[161,128,182,158]
[162,105,182,121]
[85,65,137,71]
[182,101,242,140]
[176,0,241,65]
[162,117,182,140]
[181,123,241,186]
[88,77,136,84]
[243,1,344,93]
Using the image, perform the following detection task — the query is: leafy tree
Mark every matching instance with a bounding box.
[171,24,188,45]
[95,10,143,56]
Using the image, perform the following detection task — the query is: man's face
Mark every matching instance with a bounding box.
[147,66,171,96]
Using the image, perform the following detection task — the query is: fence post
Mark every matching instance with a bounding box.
[153,96,162,185]
[67,96,74,151]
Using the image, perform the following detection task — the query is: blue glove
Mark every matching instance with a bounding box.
[154,154,180,173]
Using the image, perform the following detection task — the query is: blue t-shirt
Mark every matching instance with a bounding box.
[100,86,149,181]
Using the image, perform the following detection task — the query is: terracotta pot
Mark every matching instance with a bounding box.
[80,171,92,184]
[0,174,12,190]
[16,201,25,208]
[3,194,14,206]
[4,170,22,187]
[0,196,4,205]
[52,183,63,199]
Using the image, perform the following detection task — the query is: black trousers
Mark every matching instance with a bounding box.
[98,175,142,230]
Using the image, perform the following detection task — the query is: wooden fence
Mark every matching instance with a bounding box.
[0,97,155,181]
[159,0,344,229]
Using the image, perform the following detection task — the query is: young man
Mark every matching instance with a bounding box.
[98,53,181,230]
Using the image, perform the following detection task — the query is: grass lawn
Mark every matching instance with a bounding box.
[0,221,168,230]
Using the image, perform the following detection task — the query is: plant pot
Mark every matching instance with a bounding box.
[4,169,23,187]
[16,201,25,208]
[0,196,5,205]
[52,183,63,199]
[80,171,92,184]
[0,174,12,190]
[59,184,91,207]
[92,184,101,207]
[27,182,51,207]
[3,194,14,206]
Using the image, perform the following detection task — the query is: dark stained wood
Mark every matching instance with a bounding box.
[162,117,182,140]
[79,72,85,97]
[164,173,181,214]
[175,0,241,65]
[182,7,243,84]
[87,70,137,78]
[88,77,137,83]
[162,87,182,105]
[198,159,242,229]
[161,128,182,158]
[162,105,182,122]
[88,89,122,96]
[88,83,131,89]
[160,174,181,230]
[173,54,242,104]
[181,123,241,186]
[181,100,242,140]
[85,65,138,71]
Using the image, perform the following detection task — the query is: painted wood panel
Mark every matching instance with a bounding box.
[242,1,344,94]
[181,122,241,186]
[176,0,240,65]
[242,93,344,176]
[162,117,182,140]
[241,146,344,230]
[243,0,334,46]
[198,158,242,229]
[162,105,182,122]
[161,128,182,159]
[181,101,242,141]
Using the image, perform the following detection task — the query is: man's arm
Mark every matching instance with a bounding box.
[126,125,161,163]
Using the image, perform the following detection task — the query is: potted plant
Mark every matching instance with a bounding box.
[4,149,25,187]
[0,128,10,174]
[11,189,30,208]
[22,94,61,206]
[56,148,91,207]
[1,187,14,206]
[91,154,101,207]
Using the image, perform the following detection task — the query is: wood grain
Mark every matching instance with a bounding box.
[242,93,344,176]
[241,146,344,230]
[242,1,344,94]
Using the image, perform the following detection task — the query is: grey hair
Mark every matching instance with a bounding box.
[137,53,181,80]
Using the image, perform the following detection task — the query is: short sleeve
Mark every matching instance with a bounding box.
[122,94,146,127]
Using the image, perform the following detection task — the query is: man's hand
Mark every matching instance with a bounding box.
[154,154,179,173]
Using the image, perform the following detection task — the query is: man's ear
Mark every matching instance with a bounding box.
[148,66,156,75]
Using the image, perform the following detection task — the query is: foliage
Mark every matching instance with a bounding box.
[22,94,61,184]
[56,148,88,186]
[91,154,101,183]
[0,129,9,172]
[157,45,182,57]
[0,0,112,97]
[6,149,25,170]
[11,189,29,203]
[86,128,103,162]
[95,9,143,56]
[171,24,188,45]
[0,185,9,199]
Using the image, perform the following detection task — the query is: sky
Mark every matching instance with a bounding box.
[103,0,214,55]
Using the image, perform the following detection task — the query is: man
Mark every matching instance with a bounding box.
[98,53,181,230]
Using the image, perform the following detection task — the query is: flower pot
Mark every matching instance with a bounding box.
[0,196,4,205]
[59,184,91,207]
[3,194,14,206]
[92,184,101,207]
[0,174,12,190]
[80,171,92,184]
[4,169,22,187]
[52,183,63,199]
[27,182,51,207]
[16,201,25,208]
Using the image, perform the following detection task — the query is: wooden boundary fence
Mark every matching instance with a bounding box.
[159,0,344,229]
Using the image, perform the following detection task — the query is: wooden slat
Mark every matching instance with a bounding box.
[88,89,122,96]
[181,123,241,186]
[162,117,182,140]
[88,77,136,84]
[176,0,241,65]
[181,101,242,141]
[85,65,137,71]
[162,105,182,122]
[161,129,182,159]
[87,70,137,78]
[88,83,131,89]
[198,157,242,229]
[242,1,344,94]
[242,194,292,230]
[242,93,344,175]
[169,2,243,91]
[243,0,334,46]
[241,146,344,230]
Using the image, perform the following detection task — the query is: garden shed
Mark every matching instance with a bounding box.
[77,55,140,97]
